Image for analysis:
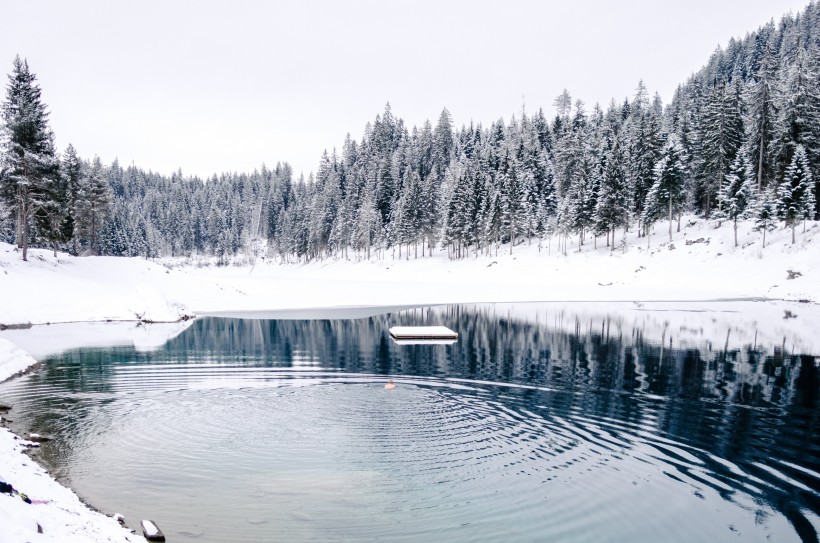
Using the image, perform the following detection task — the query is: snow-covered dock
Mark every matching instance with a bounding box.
[389,326,458,340]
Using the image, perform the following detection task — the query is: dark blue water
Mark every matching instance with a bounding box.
[0,304,817,542]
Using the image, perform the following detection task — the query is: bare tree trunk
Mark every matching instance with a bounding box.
[16,205,23,249]
[22,215,29,262]
[610,226,615,252]
[705,190,711,220]
[757,133,765,192]
[668,195,673,243]
[733,217,738,247]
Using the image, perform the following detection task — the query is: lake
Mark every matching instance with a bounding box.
[0,303,818,542]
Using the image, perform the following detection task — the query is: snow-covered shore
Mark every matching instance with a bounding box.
[0,215,818,542]
[1,216,817,328]
[1,339,139,542]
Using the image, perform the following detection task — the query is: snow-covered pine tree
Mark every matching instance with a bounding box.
[61,144,82,255]
[625,81,663,235]
[432,108,454,182]
[499,149,524,253]
[752,186,778,247]
[771,43,820,185]
[76,156,113,255]
[742,39,778,192]
[716,155,754,246]
[0,56,60,261]
[700,80,743,218]
[594,134,629,250]
[777,144,815,243]
[643,134,688,243]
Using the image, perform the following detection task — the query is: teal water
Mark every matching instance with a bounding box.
[0,305,817,542]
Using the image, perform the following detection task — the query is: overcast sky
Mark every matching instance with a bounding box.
[0,0,812,180]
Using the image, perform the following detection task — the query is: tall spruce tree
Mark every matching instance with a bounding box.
[700,81,743,218]
[0,56,60,261]
[61,143,82,255]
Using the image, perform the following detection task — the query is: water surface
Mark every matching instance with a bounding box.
[0,304,817,542]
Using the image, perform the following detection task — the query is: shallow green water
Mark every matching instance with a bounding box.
[0,304,818,542]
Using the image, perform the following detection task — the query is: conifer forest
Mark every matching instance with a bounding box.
[2,3,819,262]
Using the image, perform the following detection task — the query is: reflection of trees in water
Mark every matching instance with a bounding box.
[154,307,815,413]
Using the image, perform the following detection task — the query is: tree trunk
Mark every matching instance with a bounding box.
[757,130,765,192]
[668,194,673,243]
[733,216,738,247]
[22,215,29,262]
[792,223,795,244]
[16,205,23,249]
[705,190,711,220]
[610,226,615,252]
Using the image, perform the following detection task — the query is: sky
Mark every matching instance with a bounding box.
[0,0,813,180]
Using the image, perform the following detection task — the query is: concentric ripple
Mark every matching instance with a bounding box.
[2,360,817,543]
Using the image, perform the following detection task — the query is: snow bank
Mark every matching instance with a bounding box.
[0,427,137,543]
[0,338,38,382]
[0,245,192,326]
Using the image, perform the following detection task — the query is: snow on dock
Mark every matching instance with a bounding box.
[141,519,166,541]
[389,326,458,340]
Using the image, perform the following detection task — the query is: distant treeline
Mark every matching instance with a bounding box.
[2,2,818,261]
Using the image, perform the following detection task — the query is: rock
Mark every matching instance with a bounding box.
[113,513,125,525]
[27,433,51,443]
[786,269,802,280]
[784,310,797,319]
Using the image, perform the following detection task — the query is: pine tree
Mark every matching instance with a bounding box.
[700,81,743,218]
[771,44,820,188]
[0,56,60,261]
[595,135,629,249]
[77,156,113,254]
[61,144,82,255]
[643,135,688,243]
[743,40,778,191]
[716,155,754,246]
[752,186,778,247]
[777,144,815,243]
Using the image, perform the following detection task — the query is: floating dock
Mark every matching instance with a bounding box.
[141,520,166,542]
[389,326,458,341]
